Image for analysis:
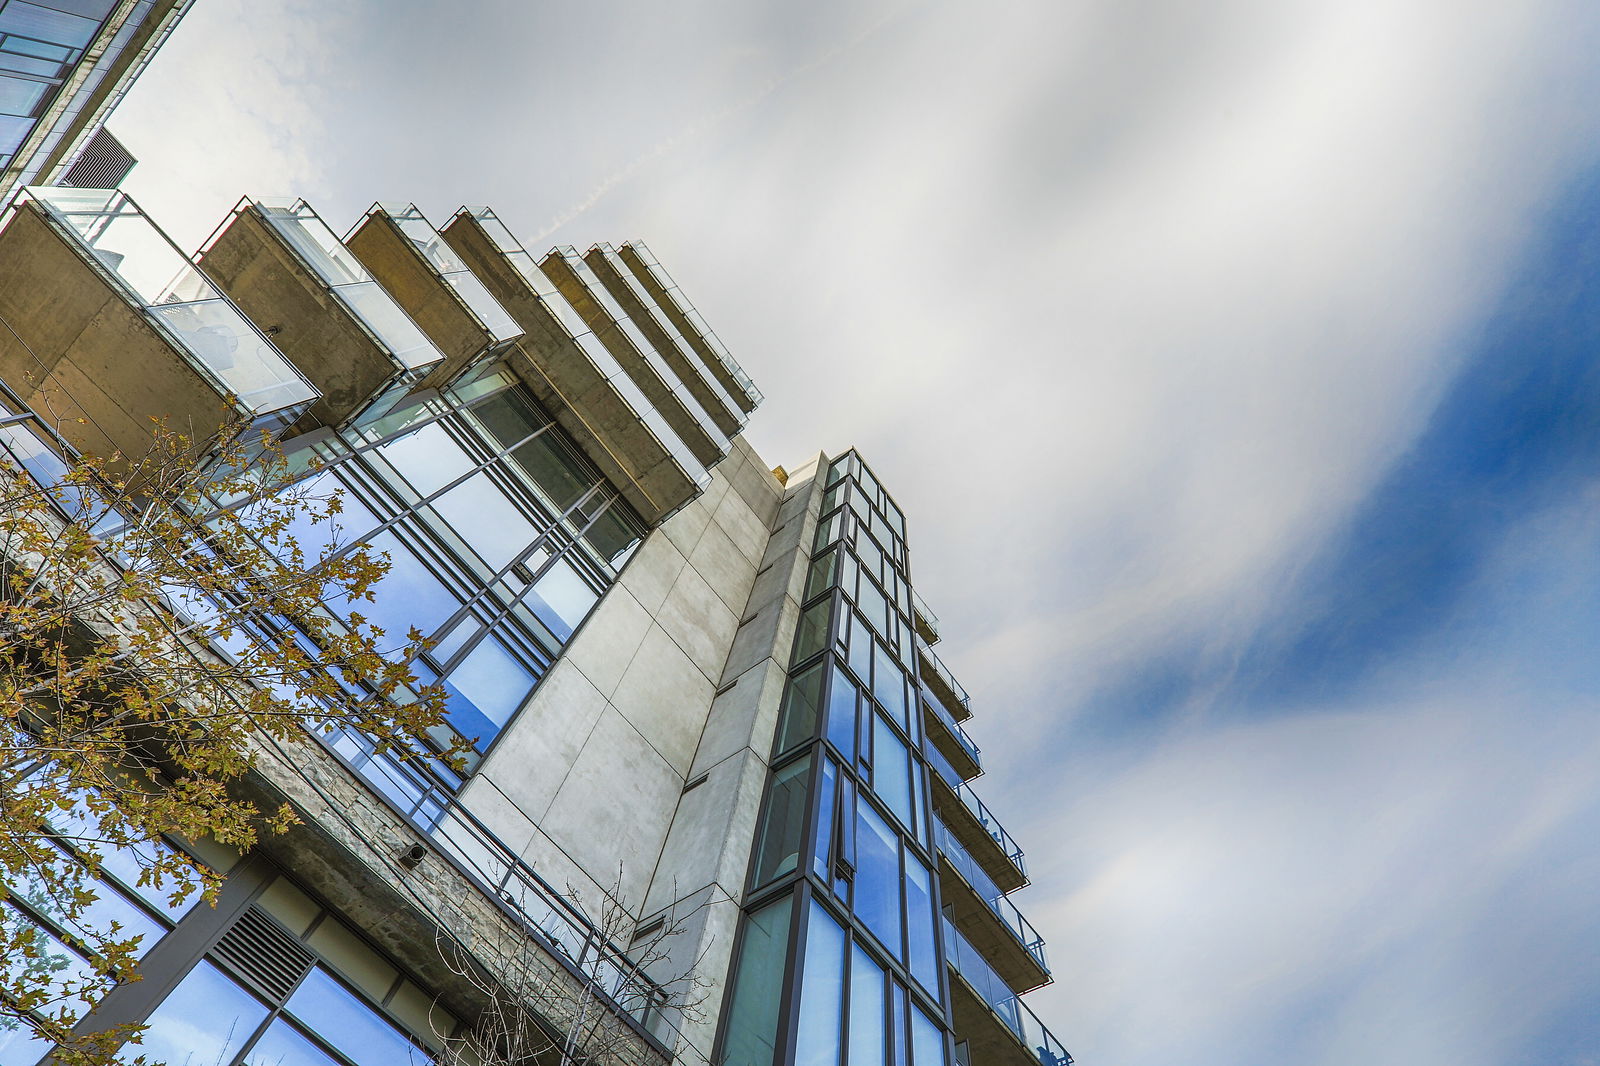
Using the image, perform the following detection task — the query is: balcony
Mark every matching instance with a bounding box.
[922,684,981,781]
[613,241,761,413]
[912,588,941,645]
[944,919,1073,1066]
[199,198,445,428]
[936,817,1050,993]
[344,203,520,382]
[540,247,725,469]
[437,208,706,524]
[928,772,1028,893]
[918,641,973,722]
[0,188,316,471]
[583,243,744,439]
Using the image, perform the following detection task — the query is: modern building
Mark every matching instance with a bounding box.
[0,186,1071,1066]
[0,0,189,208]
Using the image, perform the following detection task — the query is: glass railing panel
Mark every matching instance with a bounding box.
[380,205,519,342]
[935,820,1049,971]
[562,250,730,453]
[594,244,745,419]
[440,267,520,342]
[919,640,972,712]
[145,299,315,412]
[943,920,1070,1065]
[28,187,192,304]
[926,738,963,790]
[335,280,444,369]
[453,213,706,486]
[622,240,762,404]
[922,683,981,766]
[950,780,1027,878]
[258,201,369,286]
[912,589,941,639]
[27,188,316,415]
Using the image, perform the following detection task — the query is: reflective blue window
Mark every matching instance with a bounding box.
[137,959,268,1066]
[849,944,887,1066]
[872,714,913,834]
[284,966,424,1066]
[904,854,939,996]
[826,668,858,763]
[794,902,846,1066]
[527,557,598,640]
[438,636,534,749]
[853,802,902,959]
[910,1002,946,1066]
[243,1018,341,1066]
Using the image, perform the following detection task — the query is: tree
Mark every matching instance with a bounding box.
[430,870,720,1066]
[0,416,461,1064]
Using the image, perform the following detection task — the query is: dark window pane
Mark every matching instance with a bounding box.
[511,432,590,513]
[752,755,811,887]
[794,901,846,1066]
[793,599,830,664]
[721,895,793,1066]
[582,503,642,568]
[468,386,545,449]
[776,662,823,755]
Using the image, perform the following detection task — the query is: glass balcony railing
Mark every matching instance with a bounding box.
[943,919,1072,1066]
[922,681,981,769]
[252,199,444,372]
[590,243,745,424]
[620,241,762,406]
[926,736,964,791]
[940,775,1028,882]
[912,588,941,642]
[935,818,1048,973]
[457,210,709,489]
[374,203,520,343]
[918,639,972,719]
[555,247,730,454]
[25,187,317,416]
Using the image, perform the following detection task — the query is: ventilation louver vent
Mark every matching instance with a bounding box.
[211,906,316,1002]
[60,127,137,190]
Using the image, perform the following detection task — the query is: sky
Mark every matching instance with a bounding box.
[113,2,1600,1064]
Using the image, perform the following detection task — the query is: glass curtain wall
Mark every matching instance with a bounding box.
[718,452,952,1066]
[0,0,117,170]
[213,359,646,825]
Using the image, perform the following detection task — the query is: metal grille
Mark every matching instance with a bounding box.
[210,906,316,1003]
[61,127,138,189]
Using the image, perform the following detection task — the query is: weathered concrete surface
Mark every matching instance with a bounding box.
[0,203,235,473]
[201,207,408,429]
[345,211,496,388]
[441,213,699,524]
